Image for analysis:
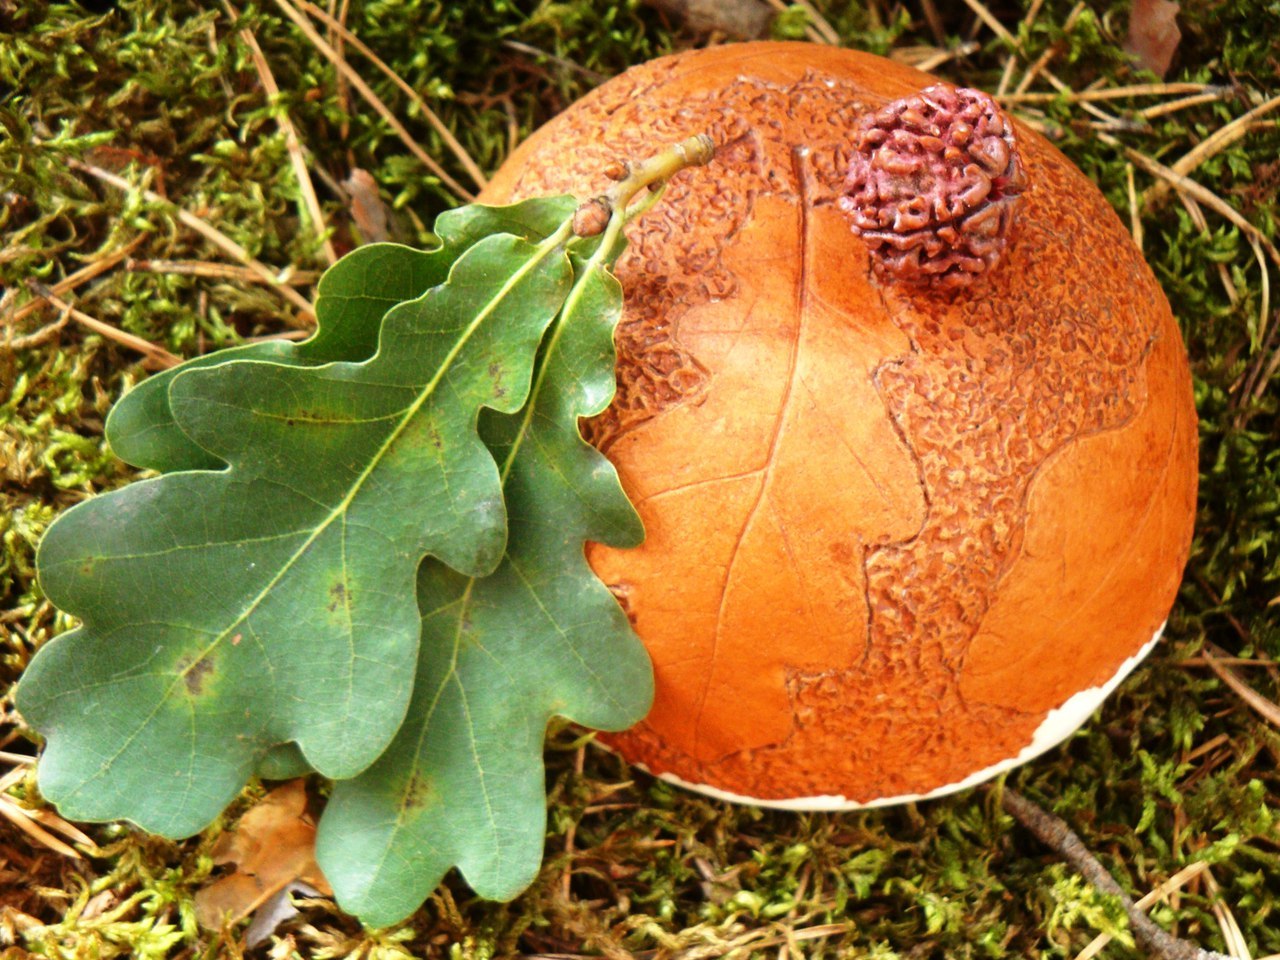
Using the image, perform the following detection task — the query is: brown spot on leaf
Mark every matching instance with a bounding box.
[327,580,347,613]
[401,771,436,813]
[176,655,215,696]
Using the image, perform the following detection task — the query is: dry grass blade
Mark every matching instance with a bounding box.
[1181,656,1280,668]
[714,922,854,955]
[962,0,1128,128]
[3,306,72,352]
[226,5,337,264]
[762,0,826,45]
[20,805,99,851]
[1203,867,1251,959]
[1041,73,1130,126]
[1126,163,1144,249]
[0,767,25,793]
[1012,0,1085,95]
[1073,861,1210,960]
[996,0,1045,95]
[1201,647,1280,729]
[919,0,947,44]
[1184,733,1233,763]
[330,0,351,138]
[499,39,607,82]
[1145,93,1280,205]
[295,0,489,191]
[1178,192,1240,305]
[1001,82,1218,104]
[271,0,476,201]
[1,237,143,327]
[796,0,839,44]
[0,795,82,860]
[900,42,981,73]
[1246,340,1280,409]
[25,282,182,369]
[1140,88,1233,120]
[961,0,1017,45]
[1103,134,1280,273]
[243,329,313,342]
[67,157,316,319]
[127,258,320,285]
[787,0,840,44]
[1239,235,1273,395]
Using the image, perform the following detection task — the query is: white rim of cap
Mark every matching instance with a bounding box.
[635,624,1165,811]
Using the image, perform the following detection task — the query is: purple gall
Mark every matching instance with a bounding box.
[839,83,1028,290]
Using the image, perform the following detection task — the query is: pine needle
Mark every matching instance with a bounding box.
[1074,861,1211,960]
[227,6,338,264]
[1145,93,1280,205]
[295,0,490,191]
[1,236,143,327]
[25,282,182,369]
[1201,647,1280,729]
[67,157,317,320]
[271,0,476,202]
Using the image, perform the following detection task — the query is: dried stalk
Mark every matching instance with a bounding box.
[68,157,316,320]
[1074,861,1211,960]
[1,236,143,326]
[1000,82,1218,104]
[227,4,338,264]
[127,259,319,285]
[1140,89,1233,120]
[1012,0,1086,96]
[1145,93,1280,205]
[1000,787,1233,960]
[1201,646,1280,728]
[1125,163,1143,249]
[271,0,476,201]
[25,282,182,369]
[761,0,823,43]
[296,0,489,190]
[1101,134,1280,273]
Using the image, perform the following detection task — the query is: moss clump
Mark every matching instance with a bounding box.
[2,0,1278,956]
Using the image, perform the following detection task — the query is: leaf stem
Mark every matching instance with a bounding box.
[498,134,715,489]
[606,133,715,213]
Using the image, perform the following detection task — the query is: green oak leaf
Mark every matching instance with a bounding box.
[17,229,575,838]
[255,742,313,781]
[316,246,651,927]
[102,200,582,785]
[107,198,579,474]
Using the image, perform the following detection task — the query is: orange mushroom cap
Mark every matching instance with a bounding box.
[481,42,1198,808]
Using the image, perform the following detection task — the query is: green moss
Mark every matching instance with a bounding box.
[3,0,1279,955]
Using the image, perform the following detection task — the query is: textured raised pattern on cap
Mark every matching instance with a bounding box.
[839,83,1027,289]
[479,44,1196,806]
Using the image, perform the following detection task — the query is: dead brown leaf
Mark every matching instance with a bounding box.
[1125,0,1181,77]
[194,780,331,931]
[343,168,390,244]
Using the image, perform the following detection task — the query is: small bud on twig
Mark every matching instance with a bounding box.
[573,198,612,237]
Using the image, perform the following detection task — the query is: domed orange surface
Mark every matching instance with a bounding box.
[481,42,1198,807]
